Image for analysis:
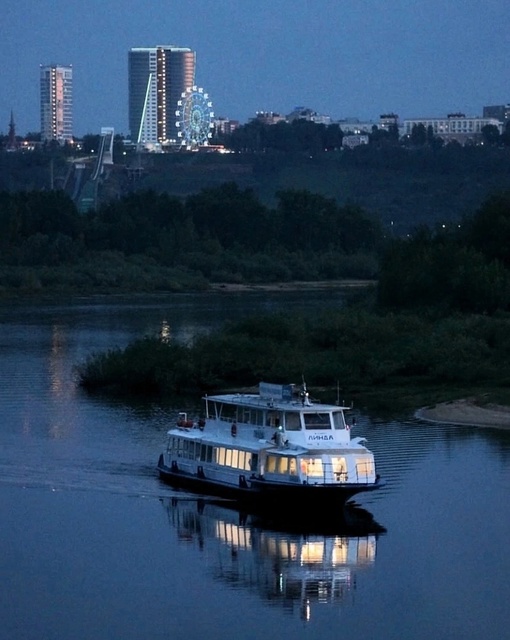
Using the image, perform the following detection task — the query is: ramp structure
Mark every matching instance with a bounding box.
[74,127,115,212]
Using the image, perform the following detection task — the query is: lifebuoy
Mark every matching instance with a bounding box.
[231,423,237,437]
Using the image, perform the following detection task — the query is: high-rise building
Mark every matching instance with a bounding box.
[40,64,73,143]
[128,46,195,146]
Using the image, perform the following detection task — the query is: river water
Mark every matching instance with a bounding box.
[0,292,509,640]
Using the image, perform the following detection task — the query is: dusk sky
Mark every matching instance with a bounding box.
[3,0,509,137]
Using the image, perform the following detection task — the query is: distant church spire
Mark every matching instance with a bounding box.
[7,110,18,150]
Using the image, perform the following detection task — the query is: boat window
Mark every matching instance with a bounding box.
[225,449,233,467]
[206,446,213,463]
[332,457,347,481]
[301,457,324,478]
[332,412,346,429]
[250,453,258,471]
[285,413,301,431]
[356,457,374,480]
[215,447,226,466]
[242,452,252,472]
[278,457,289,474]
[266,411,282,428]
[200,444,207,461]
[265,455,296,475]
[303,413,331,430]
[231,449,239,468]
[266,456,277,473]
[216,402,236,422]
[242,409,263,425]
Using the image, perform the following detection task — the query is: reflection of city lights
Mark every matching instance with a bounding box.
[48,324,76,438]
[300,598,311,622]
[50,325,66,395]
[159,320,171,343]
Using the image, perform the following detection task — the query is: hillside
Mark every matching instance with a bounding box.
[2,145,510,235]
[124,146,510,234]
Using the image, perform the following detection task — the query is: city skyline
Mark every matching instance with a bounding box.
[3,0,510,137]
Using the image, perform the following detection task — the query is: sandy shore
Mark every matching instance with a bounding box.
[416,398,510,430]
[209,279,375,292]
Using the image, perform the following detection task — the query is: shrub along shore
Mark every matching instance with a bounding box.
[75,308,510,415]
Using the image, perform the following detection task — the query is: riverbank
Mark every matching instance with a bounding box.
[416,398,510,430]
[209,279,375,292]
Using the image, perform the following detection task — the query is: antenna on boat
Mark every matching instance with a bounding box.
[336,380,340,405]
[300,375,311,406]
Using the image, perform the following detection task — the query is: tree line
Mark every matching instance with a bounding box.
[378,192,510,314]
[71,187,510,404]
[215,119,510,154]
[0,184,382,289]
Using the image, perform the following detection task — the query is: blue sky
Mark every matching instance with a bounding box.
[2,0,509,137]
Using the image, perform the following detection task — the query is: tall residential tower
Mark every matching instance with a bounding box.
[128,46,195,147]
[40,64,73,143]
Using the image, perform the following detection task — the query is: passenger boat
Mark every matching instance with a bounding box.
[157,381,384,509]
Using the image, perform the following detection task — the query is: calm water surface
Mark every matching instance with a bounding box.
[0,293,509,640]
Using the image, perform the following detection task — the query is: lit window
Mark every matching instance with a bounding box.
[302,457,323,477]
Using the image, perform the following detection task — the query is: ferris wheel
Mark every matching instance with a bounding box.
[175,86,214,149]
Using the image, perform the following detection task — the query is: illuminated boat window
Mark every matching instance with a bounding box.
[331,457,347,481]
[301,457,324,477]
[266,455,277,473]
[215,447,226,466]
[265,455,296,475]
[356,457,375,480]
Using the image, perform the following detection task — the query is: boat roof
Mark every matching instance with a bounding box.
[204,382,351,412]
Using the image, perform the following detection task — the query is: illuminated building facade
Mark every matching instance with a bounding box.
[128,46,195,147]
[403,113,503,145]
[40,64,73,143]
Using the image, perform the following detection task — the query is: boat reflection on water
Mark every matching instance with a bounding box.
[161,497,386,621]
